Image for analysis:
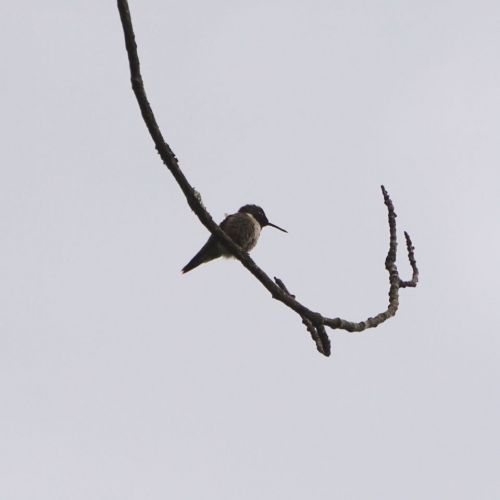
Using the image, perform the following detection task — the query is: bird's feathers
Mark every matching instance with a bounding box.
[181,212,261,273]
[181,235,222,273]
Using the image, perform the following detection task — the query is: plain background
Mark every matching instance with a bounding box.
[1,1,499,499]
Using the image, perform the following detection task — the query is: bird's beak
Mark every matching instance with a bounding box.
[267,222,287,233]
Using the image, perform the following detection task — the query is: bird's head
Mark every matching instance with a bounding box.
[238,204,287,232]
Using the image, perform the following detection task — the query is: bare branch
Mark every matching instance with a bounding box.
[400,232,419,288]
[274,278,331,356]
[117,0,419,356]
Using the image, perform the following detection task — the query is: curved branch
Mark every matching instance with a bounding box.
[117,0,419,356]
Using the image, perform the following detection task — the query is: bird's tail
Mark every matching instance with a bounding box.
[182,238,222,274]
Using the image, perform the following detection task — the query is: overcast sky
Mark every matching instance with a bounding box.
[1,1,499,499]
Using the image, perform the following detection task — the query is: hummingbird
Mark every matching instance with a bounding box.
[182,204,287,273]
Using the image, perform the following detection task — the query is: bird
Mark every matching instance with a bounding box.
[182,204,287,273]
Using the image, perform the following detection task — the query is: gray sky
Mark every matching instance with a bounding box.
[1,1,499,499]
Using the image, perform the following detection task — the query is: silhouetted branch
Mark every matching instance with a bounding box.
[274,278,331,356]
[400,232,419,288]
[117,0,419,356]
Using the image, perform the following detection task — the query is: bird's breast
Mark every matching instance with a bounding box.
[219,212,261,254]
[241,213,261,251]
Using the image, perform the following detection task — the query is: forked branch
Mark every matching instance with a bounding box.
[117,0,419,356]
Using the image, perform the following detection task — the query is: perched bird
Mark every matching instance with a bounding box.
[182,204,287,273]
